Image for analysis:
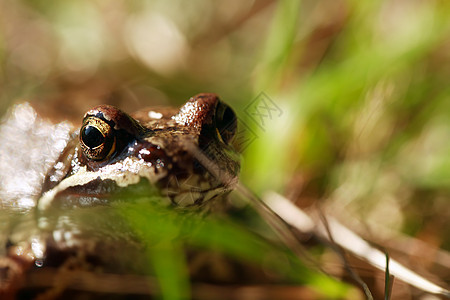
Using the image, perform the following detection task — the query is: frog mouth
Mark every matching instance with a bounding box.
[38,176,229,211]
[37,177,162,210]
[37,157,169,210]
[38,170,231,211]
[37,161,227,210]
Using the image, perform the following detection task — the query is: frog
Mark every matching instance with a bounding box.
[0,93,240,298]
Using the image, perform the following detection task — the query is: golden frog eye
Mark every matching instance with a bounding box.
[80,116,116,161]
[215,101,237,145]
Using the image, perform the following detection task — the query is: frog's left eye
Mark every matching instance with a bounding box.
[215,101,237,145]
[80,117,116,161]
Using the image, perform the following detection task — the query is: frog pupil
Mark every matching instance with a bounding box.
[82,125,104,148]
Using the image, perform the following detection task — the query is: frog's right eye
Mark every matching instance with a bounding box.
[80,117,116,161]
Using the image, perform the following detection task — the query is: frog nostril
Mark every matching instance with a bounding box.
[82,126,105,149]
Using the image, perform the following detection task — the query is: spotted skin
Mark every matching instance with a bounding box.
[0,93,240,298]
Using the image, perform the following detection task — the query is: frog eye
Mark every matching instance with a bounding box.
[80,117,116,161]
[215,101,237,144]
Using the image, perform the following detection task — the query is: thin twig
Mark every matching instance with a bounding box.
[185,141,324,273]
[384,252,394,300]
[317,208,373,300]
[264,191,450,297]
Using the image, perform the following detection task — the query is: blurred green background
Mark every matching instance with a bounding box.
[1,0,449,298]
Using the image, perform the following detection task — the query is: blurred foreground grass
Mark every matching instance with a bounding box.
[1,0,449,299]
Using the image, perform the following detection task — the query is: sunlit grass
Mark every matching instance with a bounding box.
[118,199,352,299]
